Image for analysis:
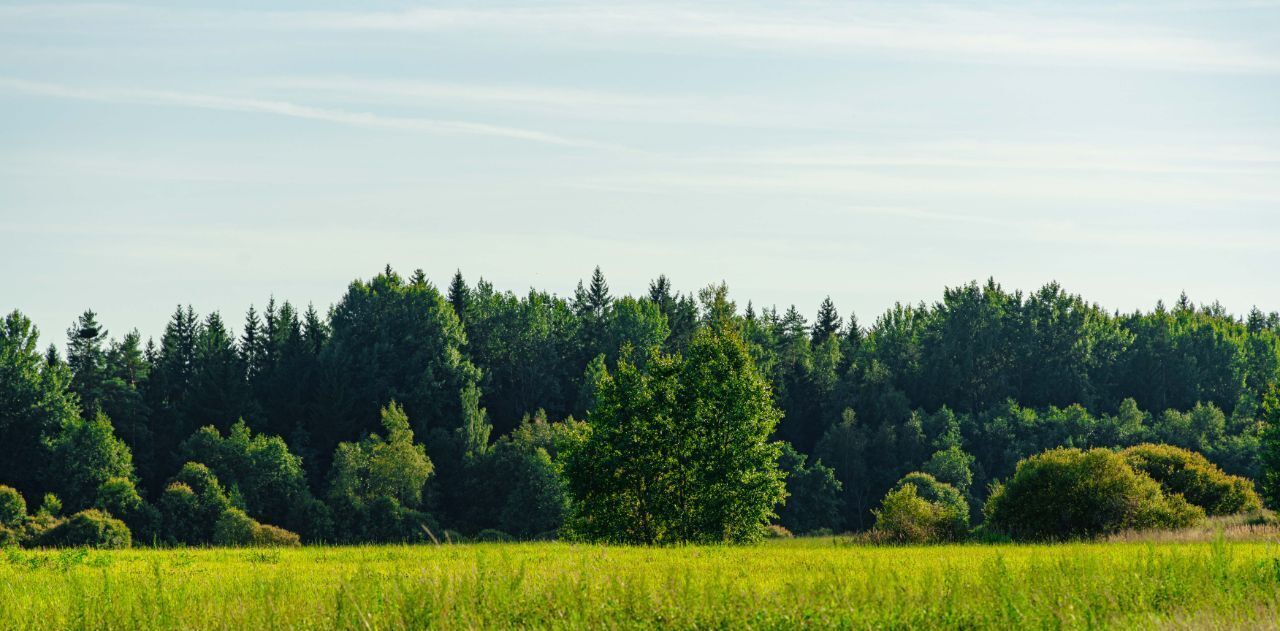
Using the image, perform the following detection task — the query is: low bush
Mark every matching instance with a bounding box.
[871,473,968,544]
[872,485,950,544]
[213,508,301,547]
[984,447,1204,541]
[474,529,514,543]
[1122,444,1262,516]
[764,524,794,538]
[253,524,301,547]
[0,486,26,528]
[40,509,132,549]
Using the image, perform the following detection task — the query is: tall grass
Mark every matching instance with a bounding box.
[1,539,1278,629]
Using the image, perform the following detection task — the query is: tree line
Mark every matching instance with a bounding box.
[1,266,1279,546]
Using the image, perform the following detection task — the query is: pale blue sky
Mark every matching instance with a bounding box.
[2,1,1279,345]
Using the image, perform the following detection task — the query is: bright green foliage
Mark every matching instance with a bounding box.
[159,463,233,545]
[984,447,1204,541]
[47,410,135,512]
[566,308,786,544]
[212,508,301,547]
[776,442,843,535]
[872,484,953,544]
[922,446,976,495]
[37,494,61,518]
[180,420,329,540]
[328,402,432,509]
[94,477,142,517]
[0,486,26,528]
[893,472,968,536]
[1122,443,1262,516]
[871,472,968,543]
[327,402,434,542]
[39,509,131,549]
[7,542,1280,628]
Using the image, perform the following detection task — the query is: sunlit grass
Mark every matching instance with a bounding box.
[1,538,1279,629]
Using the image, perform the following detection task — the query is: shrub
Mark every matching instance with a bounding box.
[872,485,948,544]
[764,524,794,538]
[0,526,18,548]
[38,494,62,518]
[252,524,300,547]
[159,482,202,544]
[41,509,131,549]
[894,472,969,537]
[213,508,258,546]
[0,485,26,528]
[1122,444,1262,516]
[984,447,1204,541]
[213,508,301,547]
[96,477,143,517]
[474,529,514,543]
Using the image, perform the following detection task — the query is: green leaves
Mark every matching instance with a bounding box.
[565,320,786,544]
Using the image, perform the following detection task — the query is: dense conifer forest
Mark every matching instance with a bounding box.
[3,266,1279,545]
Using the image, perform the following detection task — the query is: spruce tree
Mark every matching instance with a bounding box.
[447,270,470,318]
[812,297,842,343]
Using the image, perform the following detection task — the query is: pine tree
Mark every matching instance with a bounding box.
[66,310,109,415]
[812,297,842,343]
[448,270,470,318]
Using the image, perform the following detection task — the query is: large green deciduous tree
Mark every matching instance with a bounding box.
[565,291,785,544]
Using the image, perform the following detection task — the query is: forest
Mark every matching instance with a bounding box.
[2,266,1279,547]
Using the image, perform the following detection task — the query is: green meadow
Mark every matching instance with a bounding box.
[3,539,1279,630]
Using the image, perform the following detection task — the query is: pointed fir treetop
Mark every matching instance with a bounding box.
[812,297,842,343]
[448,269,470,317]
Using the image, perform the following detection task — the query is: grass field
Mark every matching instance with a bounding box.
[2,538,1280,630]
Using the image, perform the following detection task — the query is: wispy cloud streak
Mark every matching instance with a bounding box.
[0,78,613,149]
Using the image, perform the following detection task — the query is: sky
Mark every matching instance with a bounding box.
[2,1,1279,346]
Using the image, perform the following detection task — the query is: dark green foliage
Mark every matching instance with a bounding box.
[777,443,843,534]
[318,268,479,466]
[40,509,132,549]
[984,447,1204,541]
[159,462,234,545]
[565,297,786,544]
[328,402,435,542]
[0,312,80,500]
[5,270,1279,544]
[922,446,975,496]
[47,411,135,512]
[0,485,26,528]
[1261,386,1280,509]
[1122,444,1262,516]
[180,420,330,540]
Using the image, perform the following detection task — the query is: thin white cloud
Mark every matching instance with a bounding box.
[719,142,1280,176]
[0,78,614,149]
[255,5,1280,74]
[3,4,1275,73]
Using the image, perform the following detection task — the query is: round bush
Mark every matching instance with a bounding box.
[213,508,258,546]
[96,477,143,517]
[872,485,948,544]
[0,485,26,528]
[764,524,794,539]
[42,509,132,549]
[252,523,300,547]
[984,447,1204,541]
[893,472,968,534]
[1122,444,1262,516]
